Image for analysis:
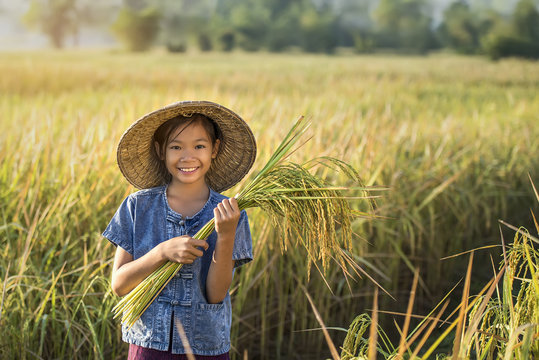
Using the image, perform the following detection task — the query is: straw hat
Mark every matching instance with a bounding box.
[117,100,257,192]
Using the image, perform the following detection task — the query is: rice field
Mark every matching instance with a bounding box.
[0,50,538,359]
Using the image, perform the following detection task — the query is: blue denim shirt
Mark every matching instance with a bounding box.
[102,185,253,355]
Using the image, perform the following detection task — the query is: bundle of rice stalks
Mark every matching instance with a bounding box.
[113,117,376,328]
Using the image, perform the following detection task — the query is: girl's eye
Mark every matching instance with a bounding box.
[170,145,181,150]
[195,145,205,149]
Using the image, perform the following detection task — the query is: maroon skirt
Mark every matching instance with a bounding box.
[127,344,230,360]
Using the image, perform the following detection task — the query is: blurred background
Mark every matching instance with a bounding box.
[1,0,539,60]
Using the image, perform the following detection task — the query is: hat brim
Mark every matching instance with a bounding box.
[117,101,257,192]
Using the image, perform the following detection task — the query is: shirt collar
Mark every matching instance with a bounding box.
[163,184,217,221]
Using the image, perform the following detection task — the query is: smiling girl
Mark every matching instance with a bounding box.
[103,101,257,359]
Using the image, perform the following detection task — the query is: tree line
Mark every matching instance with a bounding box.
[22,0,539,60]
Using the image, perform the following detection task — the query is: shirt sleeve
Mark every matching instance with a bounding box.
[102,195,135,256]
[232,210,253,268]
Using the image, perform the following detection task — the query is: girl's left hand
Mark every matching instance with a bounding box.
[214,198,240,239]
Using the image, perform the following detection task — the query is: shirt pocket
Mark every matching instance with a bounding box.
[193,303,227,351]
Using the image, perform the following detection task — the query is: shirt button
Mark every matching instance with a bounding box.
[179,220,185,226]
[171,300,179,305]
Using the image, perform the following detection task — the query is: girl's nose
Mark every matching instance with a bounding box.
[179,149,195,160]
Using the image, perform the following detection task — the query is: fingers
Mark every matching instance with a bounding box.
[184,238,208,258]
[214,198,239,220]
[165,236,208,264]
[187,246,204,258]
[214,198,240,236]
[191,238,209,251]
[176,247,202,264]
[220,197,239,213]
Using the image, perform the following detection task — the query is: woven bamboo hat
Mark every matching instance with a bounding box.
[117,100,257,192]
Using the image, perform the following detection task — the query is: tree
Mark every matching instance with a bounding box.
[111,6,161,51]
[197,32,213,52]
[22,0,78,48]
[438,1,480,54]
[373,0,437,53]
[229,2,270,51]
[484,34,539,60]
[299,5,339,53]
[156,0,219,52]
[161,14,188,52]
[483,0,539,60]
[332,0,375,50]
[512,0,539,42]
[266,2,303,52]
[218,31,235,52]
[22,0,118,48]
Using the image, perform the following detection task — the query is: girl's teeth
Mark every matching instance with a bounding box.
[181,167,197,172]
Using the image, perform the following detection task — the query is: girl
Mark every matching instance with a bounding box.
[102,101,257,359]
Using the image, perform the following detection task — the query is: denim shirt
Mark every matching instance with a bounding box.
[102,185,253,355]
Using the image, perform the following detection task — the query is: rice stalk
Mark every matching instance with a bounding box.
[451,252,473,359]
[301,284,340,360]
[367,288,379,360]
[395,269,419,359]
[408,301,450,359]
[113,116,373,328]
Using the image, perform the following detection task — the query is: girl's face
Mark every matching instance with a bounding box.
[164,121,220,188]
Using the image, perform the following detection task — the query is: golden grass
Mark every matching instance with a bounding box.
[1,50,538,359]
[338,178,539,359]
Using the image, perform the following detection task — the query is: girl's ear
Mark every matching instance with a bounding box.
[211,139,220,159]
[154,141,164,160]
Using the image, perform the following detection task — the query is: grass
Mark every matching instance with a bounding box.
[0,50,538,359]
[337,177,539,359]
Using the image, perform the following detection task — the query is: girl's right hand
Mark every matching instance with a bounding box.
[158,236,209,264]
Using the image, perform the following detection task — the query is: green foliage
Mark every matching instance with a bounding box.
[230,2,270,51]
[162,14,188,53]
[483,0,539,60]
[16,0,539,57]
[353,33,375,53]
[22,0,77,48]
[111,6,161,52]
[438,1,480,54]
[166,42,187,53]
[158,0,217,53]
[266,4,302,52]
[373,0,437,53]
[218,31,236,52]
[484,34,539,60]
[299,6,339,53]
[197,32,213,52]
[512,0,539,42]
[21,0,117,49]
